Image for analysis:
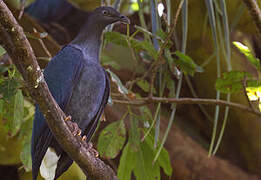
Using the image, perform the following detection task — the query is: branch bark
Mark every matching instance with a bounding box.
[243,0,261,34]
[0,1,117,179]
[113,96,261,117]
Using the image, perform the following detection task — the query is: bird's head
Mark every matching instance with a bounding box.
[91,6,130,26]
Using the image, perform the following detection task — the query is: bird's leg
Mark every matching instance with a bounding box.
[82,135,87,141]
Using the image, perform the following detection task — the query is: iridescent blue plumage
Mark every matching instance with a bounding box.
[31,6,129,180]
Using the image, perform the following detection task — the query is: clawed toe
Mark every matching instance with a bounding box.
[68,122,81,136]
[86,142,99,157]
[82,135,87,141]
[64,115,72,121]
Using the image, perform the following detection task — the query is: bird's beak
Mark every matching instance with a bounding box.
[119,15,130,24]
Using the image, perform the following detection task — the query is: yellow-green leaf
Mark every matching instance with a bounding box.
[97,120,126,159]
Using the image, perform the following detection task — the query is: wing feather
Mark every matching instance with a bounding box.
[31,45,84,180]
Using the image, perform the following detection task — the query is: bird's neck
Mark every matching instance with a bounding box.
[71,19,106,62]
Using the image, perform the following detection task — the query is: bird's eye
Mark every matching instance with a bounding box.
[102,10,108,15]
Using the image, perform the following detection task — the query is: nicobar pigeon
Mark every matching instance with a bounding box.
[25,0,90,42]
[25,0,75,23]
[31,6,130,180]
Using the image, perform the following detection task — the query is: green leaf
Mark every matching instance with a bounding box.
[215,71,249,93]
[118,124,172,180]
[139,106,153,127]
[11,89,24,136]
[97,120,126,159]
[19,102,34,171]
[104,32,158,59]
[106,69,129,95]
[133,141,160,180]
[144,134,173,176]
[117,143,136,180]
[4,89,24,137]
[0,45,6,57]
[20,140,32,172]
[136,80,156,93]
[172,51,203,76]
[129,116,140,151]
[101,54,121,70]
[165,51,181,79]
[0,78,20,100]
[155,144,172,176]
[0,99,3,115]
[233,41,260,69]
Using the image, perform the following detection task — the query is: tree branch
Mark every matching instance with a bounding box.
[113,96,261,117]
[0,1,117,179]
[243,0,261,34]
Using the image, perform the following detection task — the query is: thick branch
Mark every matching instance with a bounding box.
[113,96,261,117]
[243,0,261,33]
[0,1,117,179]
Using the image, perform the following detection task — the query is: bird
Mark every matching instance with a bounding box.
[25,0,90,43]
[31,6,130,180]
[25,0,74,23]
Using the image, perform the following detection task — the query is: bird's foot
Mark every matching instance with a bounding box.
[82,135,87,141]
[66,121,81,136]
[64,115,72,121]
[86,142,99,157]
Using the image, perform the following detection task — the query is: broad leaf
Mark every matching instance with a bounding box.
[215,71,249,93]
[20,140,32,172]
[117,143,136,180]
[233,41,260,69]
[20,119,33,172]
[0,99,3,119]
[136,80,156,93]
[167,51,203,76]
[11,89,24,137]
[0,45,5,57]
[145,135,172,176]
[129,116,140,151]
[97,120,126,159]
[106,69,128,95]
[0,78,20,100]
[101,54,121,70]
[104,32,157,59]
[173,51,203,76]
[133,141,160,180]
[19,100,34,171]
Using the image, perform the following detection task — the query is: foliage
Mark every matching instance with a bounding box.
[0,63,34,170]
[97,120,126,159]
[3,0,261,179]
[233,41,260,69]
[216,71,261,93]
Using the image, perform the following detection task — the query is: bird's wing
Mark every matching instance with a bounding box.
[55,69,110,179]
[31,45,84,180]
[84,69,110,140]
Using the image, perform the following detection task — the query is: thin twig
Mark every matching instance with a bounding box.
[18,0,25,19]
[113,96,261,117]
[242,75,255,110]
[126,25,139,90]
[33,28,52,58]
[148,0,185,97]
